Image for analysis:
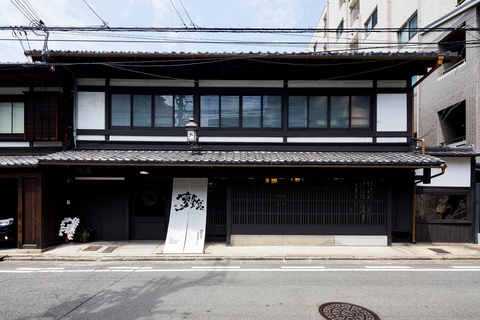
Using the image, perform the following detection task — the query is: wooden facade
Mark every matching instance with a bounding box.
[1,51,469,249]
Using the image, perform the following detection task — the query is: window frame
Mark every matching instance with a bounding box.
[398,13,418,46]
[0,100,24,136]
[337,20,344,40]
[365,7,378,34]
[287,94,372,131]
[110,93,194,130]
[199,94,283,130]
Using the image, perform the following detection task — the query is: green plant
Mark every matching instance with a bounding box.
[77,226,93,239]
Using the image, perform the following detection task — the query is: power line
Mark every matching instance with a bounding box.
[178,0,197,28]
[0,26,475,33]
[169,0,188,28]
[82,0,109,28]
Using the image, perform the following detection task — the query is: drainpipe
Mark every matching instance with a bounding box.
[408,55,445,243]
[411,136,447,243]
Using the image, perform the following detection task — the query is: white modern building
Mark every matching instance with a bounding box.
[307,0,467,53]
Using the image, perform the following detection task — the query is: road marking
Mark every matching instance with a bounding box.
[451,266,480,269]
[365,266,412,269]
[281,266,325,269]
[191,266,241,269]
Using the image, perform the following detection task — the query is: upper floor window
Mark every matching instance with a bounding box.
[337,20,344,39]
[111,94,193,128]
[200,95,282,129]
[399,13,417,46]
[288,95,371,129]
[0,102,24,134]
[365,8,377,33]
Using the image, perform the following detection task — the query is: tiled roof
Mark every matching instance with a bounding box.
[0,155,42,167]
[39,150,444,167]
[25,50,459,59]
[424,145,480,157]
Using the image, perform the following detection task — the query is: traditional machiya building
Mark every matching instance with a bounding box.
[0,50,464,251]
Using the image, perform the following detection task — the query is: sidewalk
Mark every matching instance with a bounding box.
[2,241,480,261]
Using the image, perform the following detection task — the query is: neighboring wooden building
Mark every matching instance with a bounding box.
[0,51,460,250]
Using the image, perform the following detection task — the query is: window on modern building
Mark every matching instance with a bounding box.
[438,101,466,146]
[398,13,417,46]
[111,94,193,128]
[439,25,466,74]
[0,102,24,134]
[415,194,468,221]
[349,0,360,26]
[288,95,370,129]
[337,20,344,39]
[365,7,377,34]
[201,95,281,129]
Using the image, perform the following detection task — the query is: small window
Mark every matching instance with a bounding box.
[398,13,417,46]
[365,8,378,33]
[0,102,24,134]
[337,20,344,39]
[438,101,466,146]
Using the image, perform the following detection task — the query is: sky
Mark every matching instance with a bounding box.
[0,0,327,63]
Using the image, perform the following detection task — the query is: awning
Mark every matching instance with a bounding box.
[37,150,445,168]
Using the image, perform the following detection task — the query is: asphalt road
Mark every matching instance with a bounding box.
[1,260,480,320]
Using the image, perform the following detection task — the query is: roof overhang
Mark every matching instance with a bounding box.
[22,50,461,81]
[36,150,445,169]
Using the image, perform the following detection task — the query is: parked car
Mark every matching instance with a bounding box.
[0,218,15,242]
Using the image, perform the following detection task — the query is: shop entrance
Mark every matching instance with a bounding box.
[130,182,171,240]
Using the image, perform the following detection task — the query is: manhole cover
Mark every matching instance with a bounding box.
[319,302,380,320]
[428,248,451,254]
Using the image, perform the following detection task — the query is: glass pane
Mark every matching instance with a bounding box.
[288,96,307,128]
[399,28,408,44]
[133,95,152,127]
[263,96,281,128]
[309,96,328,128]
[12,102,24,133]
[174,95,193,127]
[330,96,349,128]
[415,194,467,221]
[242,96,261,128]
[154,95,173,127]
[221,96,239,128]
[351,96,370,128]
[372,9,377,28]
[201,95,219,127]
[111,94,131,126]
[409,14,417,38]
[0,103,12,133]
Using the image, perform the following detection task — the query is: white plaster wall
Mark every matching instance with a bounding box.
[376,93,407,132]
[417,157,471,187]
[78,92,105,130]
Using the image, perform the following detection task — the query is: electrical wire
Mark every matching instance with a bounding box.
[178,0,197,28]
[82,0,109,28]
[169,0,188,28]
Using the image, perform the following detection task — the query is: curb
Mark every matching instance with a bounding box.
[3,254,480,262]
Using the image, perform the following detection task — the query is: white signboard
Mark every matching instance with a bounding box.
[163,178,208,254]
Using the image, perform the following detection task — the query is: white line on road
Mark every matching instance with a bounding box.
[451,266,480,269]
[365,266,412,269]
[191,266,241,269]
[281,266,326,269]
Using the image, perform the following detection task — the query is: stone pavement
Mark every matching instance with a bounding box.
[2,241,480,261]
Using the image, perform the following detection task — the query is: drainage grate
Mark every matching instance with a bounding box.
[82,245,103,252]
[101,246,118,253]
[428,248,451,254]
[319,302,380,320]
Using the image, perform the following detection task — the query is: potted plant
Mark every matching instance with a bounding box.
[59,217,80,242]
[77,226,93,243]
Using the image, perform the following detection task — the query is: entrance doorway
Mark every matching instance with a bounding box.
[0,179,18,247]
[130,182,171,240]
